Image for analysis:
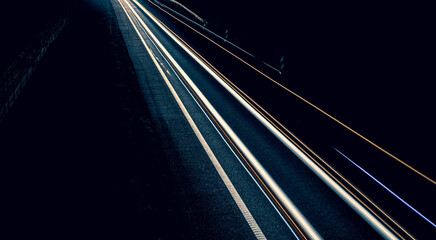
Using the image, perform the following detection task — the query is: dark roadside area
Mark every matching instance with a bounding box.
[0,0,188,239]
[0,0,73,73]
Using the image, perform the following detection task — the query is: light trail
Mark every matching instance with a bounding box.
[131,1,401,239]
[135,1,421,237]
[130,5,412,238]
[333,147,436,229]
[117,0,268,239]
[146,0,435,185]
[124,0,322,238]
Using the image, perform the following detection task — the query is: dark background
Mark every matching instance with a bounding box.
[0,0,75,72]
[0,0,434,238]
[1,0,188,238]
[2,0,434,172]
[170,0,435,172]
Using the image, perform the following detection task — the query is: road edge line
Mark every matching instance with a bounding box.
[116,1,267,239]
[130,1,400,239]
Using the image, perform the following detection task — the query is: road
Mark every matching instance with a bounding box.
[112,0,435,239]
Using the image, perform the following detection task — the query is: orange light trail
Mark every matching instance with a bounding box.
[140,1,420,238]
[147,0,435,186]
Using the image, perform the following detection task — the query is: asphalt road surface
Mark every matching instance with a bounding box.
[111,0,419,238]
[1,0,433,239]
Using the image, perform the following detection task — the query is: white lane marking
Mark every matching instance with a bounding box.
[117,1,267,239]
[129,0,322,239]
[131,5,299,239]
[130,1,400,239]
[127,4,298,240]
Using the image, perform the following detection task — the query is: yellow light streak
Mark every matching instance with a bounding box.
[117,1,268,239]
[138,2,418,238]
[146,0,435,186]
[120,1,318,238]
[164,25,413,239]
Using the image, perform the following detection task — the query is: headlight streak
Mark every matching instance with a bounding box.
[117,0,269,239]
[333,147,436,229]
[139,1,432,238]
[146,0,436,186]
[123,0,327,238]
[131,0,402,239]
[136,6,413,238]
